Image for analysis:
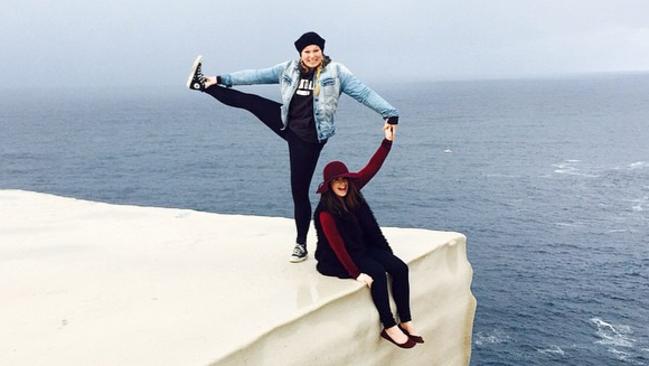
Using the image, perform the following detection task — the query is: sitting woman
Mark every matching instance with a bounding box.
[313,126,423,348]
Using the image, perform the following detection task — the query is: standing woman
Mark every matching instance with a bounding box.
[313,126,422,348]
[186,32,399,263]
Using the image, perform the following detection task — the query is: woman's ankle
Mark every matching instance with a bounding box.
[399,321,420,335]
[204,76,217,88]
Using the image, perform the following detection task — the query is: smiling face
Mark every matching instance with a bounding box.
[330,177,349,197]
[300,45,323,69]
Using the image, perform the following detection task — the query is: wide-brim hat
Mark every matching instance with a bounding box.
[316,161,360,194]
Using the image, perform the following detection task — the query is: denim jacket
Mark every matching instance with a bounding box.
[219,60,399,142]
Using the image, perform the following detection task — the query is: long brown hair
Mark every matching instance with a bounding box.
[321,179,363,217]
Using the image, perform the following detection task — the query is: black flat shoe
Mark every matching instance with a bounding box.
[380,329,417,348]
[398,324,425,344]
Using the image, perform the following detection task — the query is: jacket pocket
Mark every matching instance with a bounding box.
[320,77,335,86]
[281,74,293,85]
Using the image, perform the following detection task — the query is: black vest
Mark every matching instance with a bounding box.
[313,198,392,278]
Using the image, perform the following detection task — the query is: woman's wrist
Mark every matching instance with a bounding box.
[386,116,399,125]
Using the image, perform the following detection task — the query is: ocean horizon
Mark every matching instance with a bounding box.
[2,73,648,365]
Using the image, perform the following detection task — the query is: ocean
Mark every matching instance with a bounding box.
[1,73,648,365]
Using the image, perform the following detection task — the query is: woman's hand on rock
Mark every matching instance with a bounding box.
[356,273,374,288]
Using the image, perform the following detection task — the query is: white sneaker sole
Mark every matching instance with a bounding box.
[186,55,203,89]
[289,254,308,263]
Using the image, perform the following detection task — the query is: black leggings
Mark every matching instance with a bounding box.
[356,248,411,328]
[204,85,325,246]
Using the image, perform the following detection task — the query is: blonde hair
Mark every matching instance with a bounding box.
[300,55,331,97]
[314,66,322,96]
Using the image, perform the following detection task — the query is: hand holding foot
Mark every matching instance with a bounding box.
[186,55,218,91]
[204,76,217,88]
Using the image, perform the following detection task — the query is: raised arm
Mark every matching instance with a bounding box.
[354,138,393,190]
[337,64,399,124]
[319,211,361,278]
[218,61,289,87]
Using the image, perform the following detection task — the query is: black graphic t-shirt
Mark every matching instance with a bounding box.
[288,68,319,143]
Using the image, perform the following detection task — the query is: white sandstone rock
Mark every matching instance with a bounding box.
[0,190,476,365]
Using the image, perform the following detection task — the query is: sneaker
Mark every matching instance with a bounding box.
[289,243,308,263]
[186,55,206,91]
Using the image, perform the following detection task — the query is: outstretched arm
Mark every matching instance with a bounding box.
[338,64,399,124]
[354,134,393,190]
[218,61,289,86]
[319,212,361,278]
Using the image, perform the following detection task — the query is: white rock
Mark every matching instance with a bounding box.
[0,190,476,365]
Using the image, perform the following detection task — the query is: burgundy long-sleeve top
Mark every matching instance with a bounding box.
[318,138,392,278]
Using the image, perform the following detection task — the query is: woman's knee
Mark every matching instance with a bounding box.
[291,189,311,207]
[389,259,409,278]
[359,262,386,282]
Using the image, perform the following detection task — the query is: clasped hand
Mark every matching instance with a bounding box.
[383,121,397,141]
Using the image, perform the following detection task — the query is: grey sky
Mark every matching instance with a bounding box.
[2,0,648,87]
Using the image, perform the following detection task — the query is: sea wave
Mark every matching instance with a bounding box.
[592,317,636,348]
[624,196,648,212]
[606,229,629,234]
[538,345,566,356]
[552,161,599,178]
[553,222,583,227]
[628,161,648,170]
[474,329,510,346]
[590,317,645,363]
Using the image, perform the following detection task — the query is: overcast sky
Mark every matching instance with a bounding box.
[2,0,648,87]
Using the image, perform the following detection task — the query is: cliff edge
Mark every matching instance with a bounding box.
[0,190,476,365]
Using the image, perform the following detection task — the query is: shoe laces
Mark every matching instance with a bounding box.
[195,64,206,82]
[292,244,306,256]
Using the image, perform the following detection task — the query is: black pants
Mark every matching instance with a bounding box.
[204,85,325,246]
[356,248,411,328]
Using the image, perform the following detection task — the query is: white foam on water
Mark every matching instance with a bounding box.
[552,161,599,177]
[485,173,521,178]
[609,348,632,361]
[591,318,637,355]
[444,149,453,153]
[629,161,648,170]
[553,222,583,227]
[606,229,629,234]
[625,196,648,212]
[538,345,566,356]
[474,329,510,346]
[590,317,648,365]
[553,169,599,178]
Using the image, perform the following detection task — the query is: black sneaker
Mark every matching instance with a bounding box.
[289,243,308,263]
[186,55,206,91]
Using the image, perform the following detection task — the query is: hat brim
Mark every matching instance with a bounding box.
[316,172,361,194]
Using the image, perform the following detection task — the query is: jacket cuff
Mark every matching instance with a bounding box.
[386,116,399,125]
[217,75,232,87]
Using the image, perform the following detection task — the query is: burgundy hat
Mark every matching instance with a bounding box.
[316,161,360,194]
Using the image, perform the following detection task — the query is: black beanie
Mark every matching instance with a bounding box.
[294,32,325,53]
